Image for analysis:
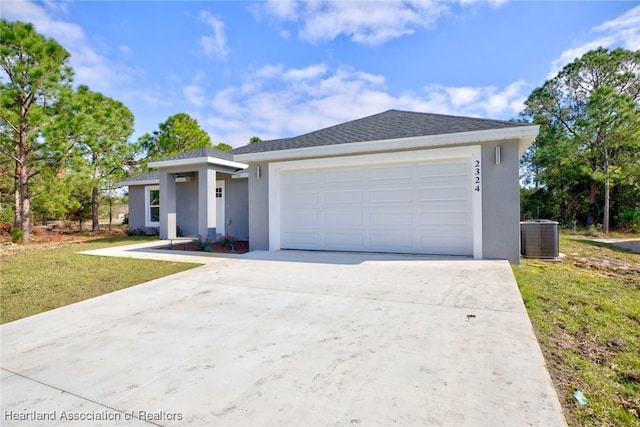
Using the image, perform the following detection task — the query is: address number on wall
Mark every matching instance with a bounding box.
[473,159,481,192]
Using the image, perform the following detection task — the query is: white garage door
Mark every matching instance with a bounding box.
[278,156,475,256]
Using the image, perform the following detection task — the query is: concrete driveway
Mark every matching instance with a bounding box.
[1,250,565,426]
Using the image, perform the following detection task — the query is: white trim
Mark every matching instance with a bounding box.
[268,145,483,259]
[148,156,248,170]
[120,179,158,186]
[471,147,483,259]
[120,176,205,186]
[268,165,282,252]
[231,172,249,179]
[144,185,160,228]
[216,180,225,236]
[237,126,538,162]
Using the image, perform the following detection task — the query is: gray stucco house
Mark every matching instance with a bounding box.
[121,109,538,263]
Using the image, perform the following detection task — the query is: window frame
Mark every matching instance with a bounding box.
[145,185,160,227]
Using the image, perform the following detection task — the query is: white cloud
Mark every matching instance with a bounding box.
[549,5,640,77]
[119,45,133,58]
[254,0,510,45]
[256,0,449,45]
[594,5,640,34]
[184,85,206,107]
[196,64,528,146]
[199,11,229,60]
[445,86,482,107]
[120,89,172,108]
[285,64,328,80]
[423,80,527,117]
[264,0,298,20]
[182,71,209,107]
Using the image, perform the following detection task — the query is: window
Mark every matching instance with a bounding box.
[145,186,160,227]
[216,187,223,198]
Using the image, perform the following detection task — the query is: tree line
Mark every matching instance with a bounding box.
[1,20,639,242]
[521,48,640,232]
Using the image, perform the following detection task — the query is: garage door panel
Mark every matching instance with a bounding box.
[367,165,412,181]
[418,175,466,187]
[416,160,467,174]
[279,156,474,256]
[323,168,362,184]
[369,232,413,248]
[282,231,320,246]
[417,186,467,201]
[324,232,364,247]
[282,190,319,206]
[324,212,363,227]
[368,188,413,203]
[419,235,467,251]
[282,210,320,227]
[419,211,468,226]
[282,170,319,186]
[418,200,468,211]
[323,190,363,204]
[368,212,413,226]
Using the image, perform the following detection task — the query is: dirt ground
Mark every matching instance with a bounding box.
[0,224,128,250]
[0,224,250,255]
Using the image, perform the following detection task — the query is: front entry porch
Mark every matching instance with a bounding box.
[147,149,248,241]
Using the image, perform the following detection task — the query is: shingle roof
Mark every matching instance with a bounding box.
[120,171,158,183]
[157,147,234,161]
[232,109,529,155]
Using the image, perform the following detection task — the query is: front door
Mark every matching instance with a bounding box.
[215,180,225,236]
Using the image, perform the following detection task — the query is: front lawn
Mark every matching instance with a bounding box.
[0,236,200,324]
[513,235,640,426]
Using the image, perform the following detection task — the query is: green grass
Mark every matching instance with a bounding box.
[513,235,640,426]
[0,236,200,324]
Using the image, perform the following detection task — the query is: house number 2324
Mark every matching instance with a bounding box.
[473,160,481,192]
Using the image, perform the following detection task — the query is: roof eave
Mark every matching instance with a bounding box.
[148,156,248,171]
[118,179,159,187]
[233,125,540,162]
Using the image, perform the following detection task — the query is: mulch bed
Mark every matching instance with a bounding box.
[155,240,249,254]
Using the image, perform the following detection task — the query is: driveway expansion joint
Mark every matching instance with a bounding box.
[0,368,163,426]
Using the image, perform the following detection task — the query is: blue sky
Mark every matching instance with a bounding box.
[4,1,640,147]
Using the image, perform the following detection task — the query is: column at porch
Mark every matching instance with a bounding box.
[198,166,217,241]
[159,171,177,239]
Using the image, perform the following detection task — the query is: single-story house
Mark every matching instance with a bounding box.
[121,109,539,263]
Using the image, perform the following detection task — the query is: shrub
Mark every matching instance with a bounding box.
[126,227,143,236]
[619,208,640,232]
[11,227,24,243]
[125,227,160,237]
[121,213,129,225]
[0,206,14,223]
[218,233,237,252]
[193,235,212,251]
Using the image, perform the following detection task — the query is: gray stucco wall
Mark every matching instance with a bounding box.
[480,139,521,263]
[127,185,146,230]
[221,175,249,240]
[176,176,199,237]
[246,140,524,263]
[247,162,270,251]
